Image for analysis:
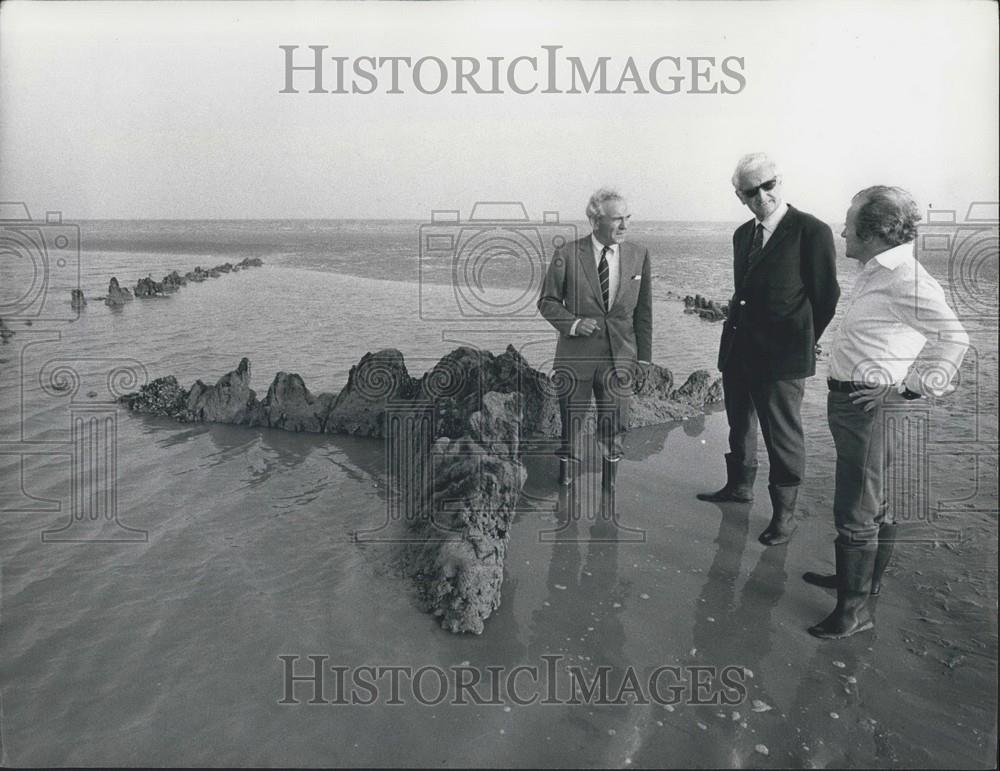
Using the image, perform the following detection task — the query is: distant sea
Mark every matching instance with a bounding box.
[73,218,744,290]
[52,218,759,385]
[6,215,990,443]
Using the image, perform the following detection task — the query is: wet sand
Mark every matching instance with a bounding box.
[1,404,994,767]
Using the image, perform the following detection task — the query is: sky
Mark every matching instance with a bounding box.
[0,0,997,223]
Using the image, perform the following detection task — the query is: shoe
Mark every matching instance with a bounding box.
[804,521,897,594]
[758,484,798,546]
[696,453,757,502]
[808,540,876,639]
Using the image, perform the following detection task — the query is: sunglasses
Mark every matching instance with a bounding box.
[738,177,778,199]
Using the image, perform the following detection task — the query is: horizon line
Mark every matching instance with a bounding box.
[39,216,752,224]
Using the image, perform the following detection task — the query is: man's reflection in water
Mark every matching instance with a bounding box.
[689,501,789,764]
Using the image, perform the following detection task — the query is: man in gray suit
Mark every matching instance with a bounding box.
[538,188,653,502]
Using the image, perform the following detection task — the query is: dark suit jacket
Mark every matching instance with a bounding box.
[718,204,839,380]
[538,236,653,380]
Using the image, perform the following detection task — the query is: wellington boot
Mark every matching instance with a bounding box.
[808,541,876,639]
[804,522,897,594]
[759,484,798,546]
[871,522,897,596]
[697,453,757,503]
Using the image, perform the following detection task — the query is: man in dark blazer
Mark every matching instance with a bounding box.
[698,154,840,546]
[538,188,653,503]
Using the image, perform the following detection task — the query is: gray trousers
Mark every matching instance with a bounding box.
[558,360,630,462]
[722,360,806,487]
[828,391,894,546]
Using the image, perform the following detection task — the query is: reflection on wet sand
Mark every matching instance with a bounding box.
[630,497,790,766]
[513,486,633,766]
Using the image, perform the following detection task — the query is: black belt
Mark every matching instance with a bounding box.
[828,378,873,393]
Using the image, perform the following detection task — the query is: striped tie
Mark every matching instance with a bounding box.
[598,245,611,310]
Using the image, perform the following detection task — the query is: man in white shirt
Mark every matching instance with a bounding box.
[538,188,653,505]
[807,185,969,640]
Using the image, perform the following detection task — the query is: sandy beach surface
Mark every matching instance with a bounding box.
[0,247,996,768]
[1,393,995,767]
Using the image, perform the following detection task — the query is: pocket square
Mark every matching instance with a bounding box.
[631,275,642,280]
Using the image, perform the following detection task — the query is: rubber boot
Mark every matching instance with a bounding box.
[588,456,620,537]
[600,456,619,516]
[870,522,897,596]
[808,541,876,639]
[697,453,757,502]
[558,458,574,486]
[804,521,897,594]
[758,484,798,546]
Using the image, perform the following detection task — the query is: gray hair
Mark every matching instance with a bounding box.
[851,186,921,246]
[586,188,626,225]
[731,152,778,187]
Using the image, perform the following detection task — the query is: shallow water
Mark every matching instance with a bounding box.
[2,407,995,767]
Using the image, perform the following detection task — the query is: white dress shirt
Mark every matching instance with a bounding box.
[756,201,789,248]
[827,241,969,396]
